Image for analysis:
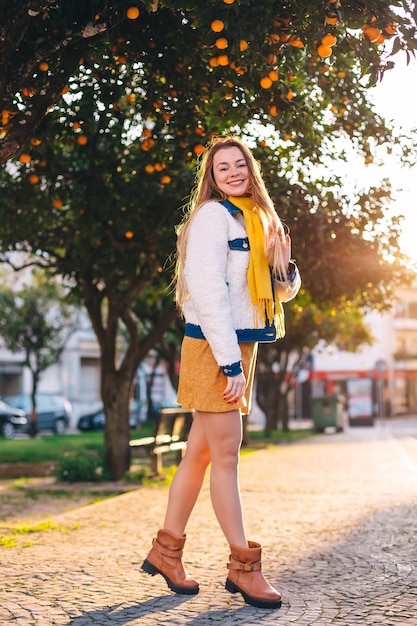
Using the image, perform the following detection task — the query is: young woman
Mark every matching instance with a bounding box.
[142,136,301,609]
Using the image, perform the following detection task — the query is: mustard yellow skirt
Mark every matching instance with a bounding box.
[177,337,258,415]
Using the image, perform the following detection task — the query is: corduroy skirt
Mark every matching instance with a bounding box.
[177,336,258,415]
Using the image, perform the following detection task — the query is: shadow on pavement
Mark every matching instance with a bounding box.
[60,593,191,625]
[274,502,417,623]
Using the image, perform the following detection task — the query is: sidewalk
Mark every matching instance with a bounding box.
[1,417,417,625]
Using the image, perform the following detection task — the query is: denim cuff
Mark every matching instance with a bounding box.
[273,261,297,283]
[221,361,243,376]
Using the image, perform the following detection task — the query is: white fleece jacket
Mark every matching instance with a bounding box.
[183,200,301,375]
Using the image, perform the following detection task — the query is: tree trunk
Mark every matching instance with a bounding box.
[279,393,290,431]
[102,370,132,480]
[83,280,178,480]
[28,368,39,438]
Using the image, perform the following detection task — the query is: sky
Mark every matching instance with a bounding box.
[365,53,417,266]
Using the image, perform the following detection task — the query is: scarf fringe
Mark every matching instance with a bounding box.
[255,299,286,338]
[275,311,286,338]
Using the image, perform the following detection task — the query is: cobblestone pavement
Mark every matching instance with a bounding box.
[1,417,416,625]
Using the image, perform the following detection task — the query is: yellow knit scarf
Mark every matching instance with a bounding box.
[227,196,285,337]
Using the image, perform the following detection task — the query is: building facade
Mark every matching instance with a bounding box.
[1,283,416,426]
[309,282,417,418]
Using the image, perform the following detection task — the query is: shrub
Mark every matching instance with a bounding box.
[54,451,105,482]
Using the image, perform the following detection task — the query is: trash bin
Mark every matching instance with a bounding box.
[311,396,344,432]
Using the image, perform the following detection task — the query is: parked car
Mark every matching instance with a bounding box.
[77,400,143,431]
[3,393,72,435]
[0,400,27,439]
[77,408,106,431]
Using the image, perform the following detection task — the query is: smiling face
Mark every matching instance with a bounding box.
[212,146,250,197]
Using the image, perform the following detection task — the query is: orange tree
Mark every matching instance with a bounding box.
[254,162,410,431]
[1,1,416,163]
[0,0,416,476]
[0,269,75,436]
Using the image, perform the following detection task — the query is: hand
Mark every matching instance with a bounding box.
[267,223,292,269]
[223,372,246,404]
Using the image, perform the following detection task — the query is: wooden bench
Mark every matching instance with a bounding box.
[129,408,194,475]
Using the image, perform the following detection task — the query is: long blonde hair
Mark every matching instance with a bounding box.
[175,136,287,310]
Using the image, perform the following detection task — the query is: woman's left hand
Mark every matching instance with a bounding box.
[267,223,292,268]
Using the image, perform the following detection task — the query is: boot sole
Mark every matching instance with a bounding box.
[141,559,199,596]
[225,578,282,609]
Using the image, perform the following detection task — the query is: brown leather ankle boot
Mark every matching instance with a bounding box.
[142,529,199,595]
[225,541,282,609]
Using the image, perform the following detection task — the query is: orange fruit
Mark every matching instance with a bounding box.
[317,44,332,58]
[260,76,273,89]
[217,54,229,66]
[53,199,63,208]
[30,138,42,146]
[239,40,248,51]
[154,163,165,171]
[209,57,219,67]
[125,231,134,238]
[384,21,398,35]
[362,25,380,42]
[29,174,39,184]
[77,136,88,145]
[194,144,205,155]
[145,164,155,173]
[211,20,224,33]
[141,138,155,150]
[39,62,49,71]
[325,16,338,25]
[19,153,31,163]
[290,39,304,48]
[160,175,171,184]
[223,0,235,3]
[126,7,140,19]
[321,34,337,46]
[337,71,346,78]
[268,70,279,81]
[269,105,279,116]
[267,53,277,64]
[215,37,228,49]
[268,33,280,44]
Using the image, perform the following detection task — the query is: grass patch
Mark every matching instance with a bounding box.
[0,423,154,465]
[0,519,79,548]
[246,427,315,446]
[0,432,105,464]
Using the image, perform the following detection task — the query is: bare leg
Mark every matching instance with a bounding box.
[163,413,211,536]
[199,409,247,548]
